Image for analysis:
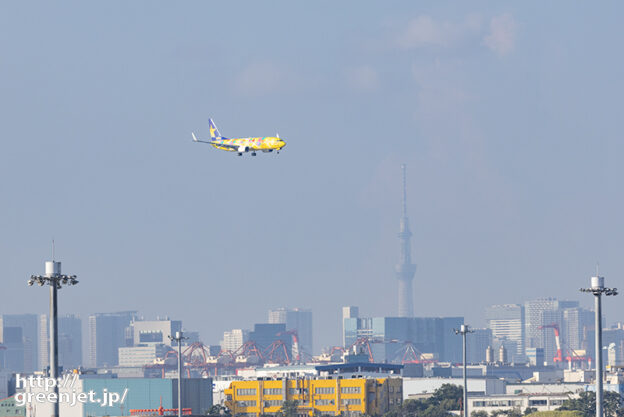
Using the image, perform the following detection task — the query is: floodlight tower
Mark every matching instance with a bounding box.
[28,260,78,417]
[454,324,474,417]
[580,276,618,417]
[169,331,188,417]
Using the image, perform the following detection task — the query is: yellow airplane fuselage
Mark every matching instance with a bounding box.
[211,136,286,152]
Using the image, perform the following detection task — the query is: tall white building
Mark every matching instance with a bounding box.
[268,308,313,355]
[220,329,250,352]
[130,318,182,346]
[485,304,524,361]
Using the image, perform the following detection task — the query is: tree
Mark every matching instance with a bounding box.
[277,400,300,417]
[430,384,463,410]
[558,391,624,417]
[206,404,231,417]
[471,411,489,417]
[382,384,463,417]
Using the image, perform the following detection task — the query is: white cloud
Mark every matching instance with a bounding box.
[396,14,483,49]
[346,66,379,91]
[483,13,517,56]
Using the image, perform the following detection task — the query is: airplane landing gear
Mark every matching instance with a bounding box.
[238,153,243,156]
[251,152,257,156]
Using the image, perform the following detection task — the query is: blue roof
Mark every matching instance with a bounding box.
[315,362,403,372]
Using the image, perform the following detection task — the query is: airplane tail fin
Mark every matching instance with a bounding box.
[208,119,221,140]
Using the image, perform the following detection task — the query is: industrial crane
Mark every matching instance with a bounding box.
[539,323,590,367]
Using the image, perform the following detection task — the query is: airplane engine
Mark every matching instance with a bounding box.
[238,146,248,153]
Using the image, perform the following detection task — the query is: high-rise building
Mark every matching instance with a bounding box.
[466,328,492,364]
[38,314,47,371]
[40,314,83,370]
[562,307,594,353]
[59,315,82,370]
[268,307,313,355]
[130,318,182,346]
[249,323,290,353]
[0,314,39,373]
[524,299,579,364]
[220,329,250,352]
[442,317,464,363]
[185,331,201,344]
[343,315,463,363]
[395,165,416,317]
[0,326,24,372]
[88,311,137,367]
[604,325,624,367]
[485,304,525,361]
[118,344,170,367]
[342,306,359,347]
[526,347,545,366]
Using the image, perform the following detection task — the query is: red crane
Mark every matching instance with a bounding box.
[539,323,590,367]
[233,340,264,360]
[539,323,563,363]
[277,329,301,362]
[263,340,291,364]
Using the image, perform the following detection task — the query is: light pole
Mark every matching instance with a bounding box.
[580,276,617,417]
[169,331,188,417]
[454,324,474,417]
[28,260,78,417]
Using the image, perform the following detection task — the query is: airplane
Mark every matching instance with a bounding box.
[192,119,286,156]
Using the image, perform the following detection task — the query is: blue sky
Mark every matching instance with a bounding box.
[1,2,623,353]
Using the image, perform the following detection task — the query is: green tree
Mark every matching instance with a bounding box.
[430,384,463,410]
[471,411,489,417]
[524,408,538,416]
[206,404,231,417]
[506,409,523,417]
[277,400,300,417]
[382,384,463,417]
[558,391,624,417]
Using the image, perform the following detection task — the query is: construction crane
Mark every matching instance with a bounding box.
[539,323,589,368]
[539,324,564,363]
[263,340,291,364]
[277,329,301,363]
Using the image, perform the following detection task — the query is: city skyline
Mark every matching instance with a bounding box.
[1,291,619,373]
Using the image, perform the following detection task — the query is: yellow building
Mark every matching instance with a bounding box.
[224,377,402,416]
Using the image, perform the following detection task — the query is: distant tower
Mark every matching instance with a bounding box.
[395,164,417,317]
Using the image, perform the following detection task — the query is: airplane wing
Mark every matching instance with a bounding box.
[212,142,240,150]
